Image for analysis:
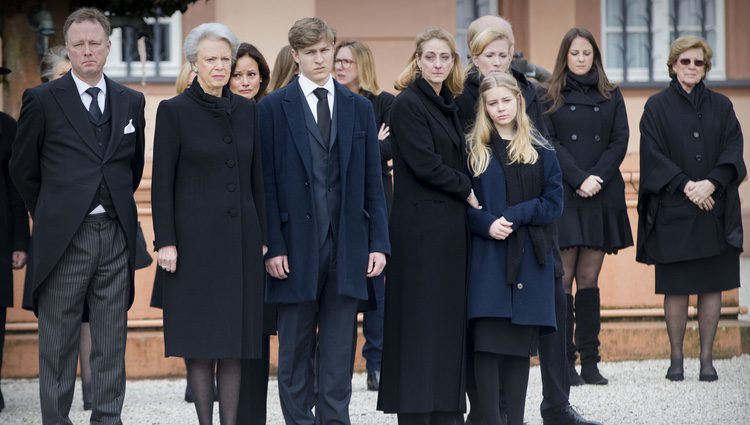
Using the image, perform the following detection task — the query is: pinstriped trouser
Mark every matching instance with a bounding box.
[37,213,129,425]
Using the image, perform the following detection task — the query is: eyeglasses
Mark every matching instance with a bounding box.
[678,58,705,67]
[334,58,355,69]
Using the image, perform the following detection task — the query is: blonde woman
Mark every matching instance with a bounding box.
[267,45,297,92]
[378,27,476,425]
[466,71,562,425]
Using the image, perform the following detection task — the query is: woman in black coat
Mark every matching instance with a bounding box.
[637,36,745,382]
[0,108,30,412]
[377,27,477,425]
[545,28,632,386]
[152,24,267,425]
[334,39,395,391]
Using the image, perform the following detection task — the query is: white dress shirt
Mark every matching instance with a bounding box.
[71,71,107,214]
[297,73,334,123]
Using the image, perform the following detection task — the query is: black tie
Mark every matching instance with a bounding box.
[86,87,102,122]
[313,88,331,145]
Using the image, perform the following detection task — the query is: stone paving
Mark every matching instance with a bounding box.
[2,355,749,424]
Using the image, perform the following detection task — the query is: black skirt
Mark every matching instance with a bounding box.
[655,248,740,295]
[471,317,539,357]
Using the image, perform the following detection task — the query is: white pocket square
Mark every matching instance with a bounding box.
[123,119,135,134]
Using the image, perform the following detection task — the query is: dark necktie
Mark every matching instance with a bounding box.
[313,87,331,145]
[86,87,102,122]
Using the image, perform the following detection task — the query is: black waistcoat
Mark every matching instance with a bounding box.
[302,89,342,245]
[86,94,116,217]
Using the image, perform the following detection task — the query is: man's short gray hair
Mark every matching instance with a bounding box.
[184,23,239,64]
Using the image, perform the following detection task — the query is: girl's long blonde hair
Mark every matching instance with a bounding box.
[467,72,550,176]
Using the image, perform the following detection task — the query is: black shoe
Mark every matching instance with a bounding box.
[580,364,608,385]
[699,365,718,382]
[184,381,194,403]
[568,363,585,386]
[82,382,92,410]
[542,405,602,425]
[665,360,684,381]
[366,370,380,391]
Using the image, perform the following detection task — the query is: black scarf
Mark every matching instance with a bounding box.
[670,76,706,110]
[415,76,459,113]
[490,132,553,285]
[186,75,233,115]
[566,69,599,92]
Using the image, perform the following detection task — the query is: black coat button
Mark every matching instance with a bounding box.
[695,154,702,162]
[304,180,310,187]
[571,134,578,141]
[593,106,600,112]
[305,213,312,220]
[570,105,576,111]
[693,131,700,138]
[227,184,236,192]
[226,159,236,168]
[697,113,703,119]
[223,136,232,144]
[517,283,524,290]
[594,135,601,141]
[228,208,238,217]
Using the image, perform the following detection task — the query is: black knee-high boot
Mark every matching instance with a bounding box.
[565,294,584,386]
[575,288,607,385]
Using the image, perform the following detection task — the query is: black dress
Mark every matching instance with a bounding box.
[546,71,633,253]
[151,80,268,358]
[637,79,745,295]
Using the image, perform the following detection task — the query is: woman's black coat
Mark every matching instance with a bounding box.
[363,90,396,213]
[637,80,745,264]
[151,81,268,358]
[545,78,632,252]
[0,113,29,307]
[378,79,472,414]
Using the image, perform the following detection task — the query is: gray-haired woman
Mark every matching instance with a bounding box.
[151,23,268,425]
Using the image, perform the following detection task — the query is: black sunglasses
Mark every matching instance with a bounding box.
[678,58,705,67]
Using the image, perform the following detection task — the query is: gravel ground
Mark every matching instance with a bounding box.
[2,355,749,424]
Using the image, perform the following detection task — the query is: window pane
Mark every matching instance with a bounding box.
[606,0,623,26]
[120,23,170,62]
[606,34,623,68]
[627,0,649,27]
[626,33,650,68]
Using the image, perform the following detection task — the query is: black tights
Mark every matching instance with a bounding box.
[186,358,241,425]
[561,247,605,294]
[473,352,530,425]
[664,292,722,375]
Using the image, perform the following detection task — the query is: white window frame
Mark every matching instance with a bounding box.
[602,0,725,82]
[104,12,182,79]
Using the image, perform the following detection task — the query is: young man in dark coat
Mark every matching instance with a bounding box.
[259,17,389,425]
[11,8,145,424]
[0,89,31,412]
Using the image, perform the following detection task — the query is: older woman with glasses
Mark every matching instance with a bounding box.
[637,35,745,383]
[152,23,267,425]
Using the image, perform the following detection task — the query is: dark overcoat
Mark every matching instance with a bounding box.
[637,80,745,264]
[378,79,472,414]
[258,78,390,304]
[151,81,268,359]
[363,90,396,213]
[1,113,29,307]
[545,81,632,252]
[467,145,562,332]
[11,73,145,313]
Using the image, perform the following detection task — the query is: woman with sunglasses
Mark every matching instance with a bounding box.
[544,27,632,386]
[637,35,745,383]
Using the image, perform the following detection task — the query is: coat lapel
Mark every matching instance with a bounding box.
[281,81,312,176]
[52,73,101,158]
[103,76,126,161]
[334,81,354,186]
[419,93,462,149]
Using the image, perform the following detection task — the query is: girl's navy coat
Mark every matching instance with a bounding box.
[467,145,563,332]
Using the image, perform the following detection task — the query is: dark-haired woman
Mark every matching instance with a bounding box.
[637,36,744,382]
[228,41,276,424]
[545,27,632,386]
